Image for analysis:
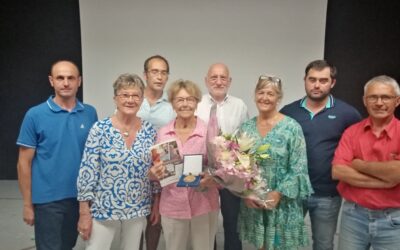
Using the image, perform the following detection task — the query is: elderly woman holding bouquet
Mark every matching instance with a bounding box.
[76,74,157,250]
[150,79,219,250]
[238,75,313,250]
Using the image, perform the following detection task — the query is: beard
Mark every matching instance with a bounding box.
[307,91,330,102]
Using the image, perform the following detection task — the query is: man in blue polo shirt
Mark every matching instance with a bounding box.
[280,60,361,250]
[16,60,98,250]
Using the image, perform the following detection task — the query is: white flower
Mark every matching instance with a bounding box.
[237,133,255,152]
[213,136,227,148]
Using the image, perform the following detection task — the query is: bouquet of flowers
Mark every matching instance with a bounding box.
[208,131,274,208]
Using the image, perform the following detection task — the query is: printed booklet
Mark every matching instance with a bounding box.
[150,139,183,187]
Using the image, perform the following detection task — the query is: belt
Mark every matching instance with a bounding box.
[344,200,400,219]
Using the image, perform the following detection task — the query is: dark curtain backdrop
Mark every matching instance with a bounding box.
[325,0,400,117]
[1,0,399,179]
[0,0,82,179]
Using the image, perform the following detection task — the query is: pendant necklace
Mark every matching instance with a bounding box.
[117,118,138,138]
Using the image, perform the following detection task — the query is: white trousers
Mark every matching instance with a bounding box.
[161,211,219,250]
[85,217,146,250]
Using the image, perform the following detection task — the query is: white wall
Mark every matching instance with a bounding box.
[80,0,327,119]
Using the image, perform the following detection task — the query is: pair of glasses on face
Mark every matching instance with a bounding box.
[173,96,198,105]
[365,95,397,103]
[259,75,282,86]
[209,75,229,83]
[148,69,169,77]
[116,93,142,102]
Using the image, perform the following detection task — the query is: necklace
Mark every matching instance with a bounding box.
[113,115,139,138]
[122,120,140,137]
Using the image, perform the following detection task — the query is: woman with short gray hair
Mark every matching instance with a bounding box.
[77,73,157,250]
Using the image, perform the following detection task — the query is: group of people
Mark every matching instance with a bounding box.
[16,56,400,250]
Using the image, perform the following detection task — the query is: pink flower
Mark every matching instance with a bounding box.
[209,131,271,203]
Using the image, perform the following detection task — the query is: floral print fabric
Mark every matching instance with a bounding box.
[238,116,313,249]
[77,117,156,220]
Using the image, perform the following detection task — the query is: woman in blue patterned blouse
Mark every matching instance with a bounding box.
[76,74,157,250]
[238,75,313,250]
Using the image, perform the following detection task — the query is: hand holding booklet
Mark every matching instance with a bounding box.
[150,139,183,187]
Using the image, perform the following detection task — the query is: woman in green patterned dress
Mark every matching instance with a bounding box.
[238,75,313,250]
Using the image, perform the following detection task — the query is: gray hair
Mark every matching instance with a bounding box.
[113,73,145,96]
[364,75,400,96]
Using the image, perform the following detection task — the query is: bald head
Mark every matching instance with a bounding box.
[205,63,232,102]
[207,63,230,76]
[50,60,80,76]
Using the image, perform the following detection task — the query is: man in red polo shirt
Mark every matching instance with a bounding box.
[332,75,400,249]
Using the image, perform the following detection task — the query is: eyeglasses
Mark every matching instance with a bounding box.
[209,75,229,83]
[173,96,198,105]
[148,69,169,77]
[259,75,282,85]
[116,93,142,102]
[365,95,397,103]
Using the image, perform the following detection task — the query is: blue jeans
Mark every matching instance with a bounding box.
[220,189,242,250]
[339,201,400,250]
[304,194,341,250]
[34,198,79,250]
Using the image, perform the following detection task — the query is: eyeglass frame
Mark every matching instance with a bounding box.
[116,93,142,102]
[173,96,198,105]
[365,95,398,103]
[259,74,282,85]
[208,75,230,83]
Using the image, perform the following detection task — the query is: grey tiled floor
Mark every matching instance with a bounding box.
[1,181,335,250]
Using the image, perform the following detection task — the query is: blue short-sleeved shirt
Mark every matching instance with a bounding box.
[137,92,175,131]
[280,95,362,196]
[16,96,98,204]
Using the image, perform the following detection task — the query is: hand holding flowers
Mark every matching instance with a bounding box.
[209,131,274,209]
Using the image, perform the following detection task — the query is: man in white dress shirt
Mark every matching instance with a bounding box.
[196,63,248,250]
